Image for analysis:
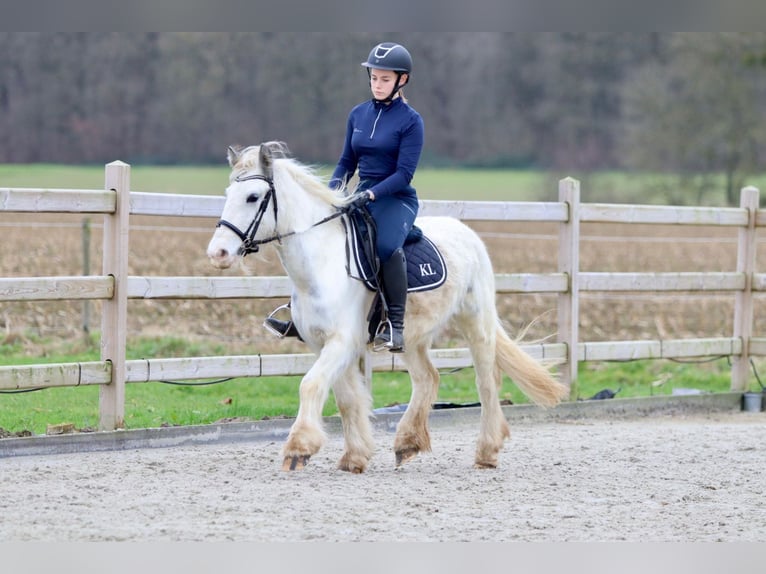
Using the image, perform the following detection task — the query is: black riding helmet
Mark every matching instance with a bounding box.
[361,42,412,103]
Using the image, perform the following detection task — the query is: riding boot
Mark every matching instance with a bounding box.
[264,302,303,340]
[373,248,407,353]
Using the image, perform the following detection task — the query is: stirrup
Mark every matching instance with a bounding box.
[264,303,294,339]
[372,319,404,353]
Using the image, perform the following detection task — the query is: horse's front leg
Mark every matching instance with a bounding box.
[281,338,356,471]
[332,362,375,473]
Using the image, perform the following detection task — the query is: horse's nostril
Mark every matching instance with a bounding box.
[208,247,229,261]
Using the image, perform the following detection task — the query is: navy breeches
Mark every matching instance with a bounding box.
[366,191,419,262]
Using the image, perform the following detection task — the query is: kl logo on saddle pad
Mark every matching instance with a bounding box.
[419,263,437,277]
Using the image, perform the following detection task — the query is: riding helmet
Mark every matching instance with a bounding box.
[361,42,412,75]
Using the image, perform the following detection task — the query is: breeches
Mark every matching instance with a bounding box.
[366,193,419,262]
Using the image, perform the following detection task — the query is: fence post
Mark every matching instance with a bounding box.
[362,351,373,393]
[100,161,131,430]
[558,177,580,399]
[82,217,91,339]
[731,186,759,391]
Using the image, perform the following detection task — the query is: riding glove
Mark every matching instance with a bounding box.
[350,191,373,209]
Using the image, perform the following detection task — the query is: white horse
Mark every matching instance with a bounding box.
[207,142,568,473]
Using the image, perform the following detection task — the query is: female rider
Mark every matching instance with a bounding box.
[266,41,424,353]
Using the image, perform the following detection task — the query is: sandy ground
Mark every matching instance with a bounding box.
[1,411,765,542]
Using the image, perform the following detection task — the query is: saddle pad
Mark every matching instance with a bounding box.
[348,213,447,293]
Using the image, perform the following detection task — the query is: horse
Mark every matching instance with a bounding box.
[206,142,569,473]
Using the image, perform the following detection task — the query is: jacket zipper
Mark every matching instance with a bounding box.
[370,108,383,140]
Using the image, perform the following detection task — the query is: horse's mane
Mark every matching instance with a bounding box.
[232,143,348,208]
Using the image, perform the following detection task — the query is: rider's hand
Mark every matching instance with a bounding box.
[350,190,374,208]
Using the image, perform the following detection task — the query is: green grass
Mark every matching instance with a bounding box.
[413,168,551,201]
[6,162,763,204]
[0,334,741,436]
[1,163,550,200]
[0,163,234,196]
[0,164,107,189]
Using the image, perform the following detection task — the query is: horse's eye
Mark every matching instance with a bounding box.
[246,193,259,204]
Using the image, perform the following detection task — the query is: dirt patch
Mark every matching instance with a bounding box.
[1,411,764,541]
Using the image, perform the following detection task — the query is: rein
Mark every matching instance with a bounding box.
[215,173,346,256]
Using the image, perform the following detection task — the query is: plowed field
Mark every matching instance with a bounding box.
[2,211,763,357]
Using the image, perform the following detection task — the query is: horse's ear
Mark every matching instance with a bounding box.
[227,145,243,167]
[258,141,291,178]
[272,141,291,158]
[258,143,275,179]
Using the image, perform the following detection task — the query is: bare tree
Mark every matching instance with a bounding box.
[3,31,766,190]
[621,33,766,205]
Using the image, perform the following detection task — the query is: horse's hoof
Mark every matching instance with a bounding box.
[395,447,419,467]
[338,462,365,474]
[473,461,497,470]
[282,454,311,471]
[337,455,367,474]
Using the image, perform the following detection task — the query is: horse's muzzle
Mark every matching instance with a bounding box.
[206,240,238,269]
[207,252,234,269]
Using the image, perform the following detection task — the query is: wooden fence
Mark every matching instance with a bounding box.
[0,162,762,430]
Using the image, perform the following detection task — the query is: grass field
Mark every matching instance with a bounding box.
[0,329,737,435]
[6,162,766,203]
[1,164,764,435]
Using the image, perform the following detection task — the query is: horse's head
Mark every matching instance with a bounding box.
[207,142,290,269]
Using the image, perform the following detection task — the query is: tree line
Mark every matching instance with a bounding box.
[1,32,765,202]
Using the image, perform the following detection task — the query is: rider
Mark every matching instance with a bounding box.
[265,41,424,353]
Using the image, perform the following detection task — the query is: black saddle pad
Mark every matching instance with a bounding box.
[348,211,447,293]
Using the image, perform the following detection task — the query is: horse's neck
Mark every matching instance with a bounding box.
[275,217,347,294]
[272,169,349,295]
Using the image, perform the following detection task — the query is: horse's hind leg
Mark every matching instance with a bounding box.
[333,363,375,473]
[473,360,510,468]
[394,343,439,467]
[459,315,510,469]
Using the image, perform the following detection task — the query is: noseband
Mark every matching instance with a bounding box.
[215,172,345,257]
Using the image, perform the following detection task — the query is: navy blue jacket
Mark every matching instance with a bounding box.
[331,98,424,199]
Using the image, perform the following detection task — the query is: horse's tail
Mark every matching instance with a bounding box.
[495,323,569,407]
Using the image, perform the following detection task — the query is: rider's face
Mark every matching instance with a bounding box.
[369,68,407,100]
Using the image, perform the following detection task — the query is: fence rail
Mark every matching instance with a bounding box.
[0,162,762,430]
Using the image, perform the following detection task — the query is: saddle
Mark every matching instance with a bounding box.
[345,207,447,342]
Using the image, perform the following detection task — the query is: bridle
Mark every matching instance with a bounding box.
[215,172,346,256]
[215,174,277,256]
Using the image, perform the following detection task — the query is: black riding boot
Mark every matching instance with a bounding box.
[264,302,303,340]
[373,248,407,353]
